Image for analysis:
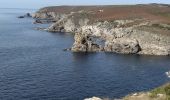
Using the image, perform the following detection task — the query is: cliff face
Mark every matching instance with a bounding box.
[33,4,170,55]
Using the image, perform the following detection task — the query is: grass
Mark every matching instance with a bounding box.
[152,11,170,20]
[152,23,170,30]
[150,83,170,100]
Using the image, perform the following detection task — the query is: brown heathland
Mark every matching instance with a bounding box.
[38,4,170,23]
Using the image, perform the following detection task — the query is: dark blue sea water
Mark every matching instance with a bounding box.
[0,8,170,100]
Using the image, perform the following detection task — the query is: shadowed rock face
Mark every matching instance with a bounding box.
[32,4,170,55]
[105,38,140,54]
[71,33,103,52]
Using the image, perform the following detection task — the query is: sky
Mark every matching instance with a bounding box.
[0,0,170,9]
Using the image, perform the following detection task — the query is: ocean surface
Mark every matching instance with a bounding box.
[0,8,170,100]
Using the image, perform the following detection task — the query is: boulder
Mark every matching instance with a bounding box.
[84,97,102,100]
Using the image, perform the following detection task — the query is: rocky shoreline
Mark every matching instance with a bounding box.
[85,83,170,100]
[29,4,170,55]
[19,4,170,100]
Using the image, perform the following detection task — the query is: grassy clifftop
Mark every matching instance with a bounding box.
[37,4,170,23]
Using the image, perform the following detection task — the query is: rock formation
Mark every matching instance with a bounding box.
[32,5,170,55]
[105,38,140,54]
[18,13,32,18]
[71,33,103,52]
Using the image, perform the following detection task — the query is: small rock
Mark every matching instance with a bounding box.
[84,97,102,100]
[157,94,164,97]
[35,27,47,31]
[18,13,32,19]
[25,13,31,17]
[33,19,43,24]
[63,48,71,51]
[132,93,138,96]
[165,71,170,78]
[18,16,24,18]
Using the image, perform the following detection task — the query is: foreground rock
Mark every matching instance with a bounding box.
[84,97,102,100]
[32,4,170,55]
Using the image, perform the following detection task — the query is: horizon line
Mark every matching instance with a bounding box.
[0,3,169,9]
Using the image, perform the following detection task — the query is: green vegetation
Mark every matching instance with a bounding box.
[156,12,170,18]
[162,13,170,18]
[150,83,170,100]
[152,23,170,30]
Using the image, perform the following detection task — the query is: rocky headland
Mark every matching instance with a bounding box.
[25,4,170,100]
[31,4,170,55]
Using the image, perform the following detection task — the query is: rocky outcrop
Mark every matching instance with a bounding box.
[32,11,57,19]
[105,38,140,54]
[33,19,56,24]
[71,33,103,52]
[18,13,32,18]
[32,6,170,55]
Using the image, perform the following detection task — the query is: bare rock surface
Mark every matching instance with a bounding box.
[71,33,102,52]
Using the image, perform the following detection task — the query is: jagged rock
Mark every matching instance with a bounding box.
[63,19,76,32]
[138,45,170,55]
[33,19,43,24]
[105,38,140,54]
[71,33,102,52]
[25,13,31,17]
[32,12,51,19]
[18,13,32,18]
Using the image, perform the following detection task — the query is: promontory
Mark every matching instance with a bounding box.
[32,4,170,55]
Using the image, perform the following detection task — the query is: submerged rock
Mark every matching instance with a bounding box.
[18,16,24,18]
[35,27,48,31]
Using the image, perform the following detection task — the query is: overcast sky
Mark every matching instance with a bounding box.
[0,0,170,9]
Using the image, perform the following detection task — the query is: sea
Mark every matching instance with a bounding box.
[0,8,170,100]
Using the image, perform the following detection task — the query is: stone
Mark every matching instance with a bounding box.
[84,97,102,100]
[18,16,24,18]
[71,33,102,52]
[18,13,32,19]
[33,19,43,24]
[105,38,141,54]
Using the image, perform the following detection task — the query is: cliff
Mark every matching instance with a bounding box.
[32,4,170,55]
